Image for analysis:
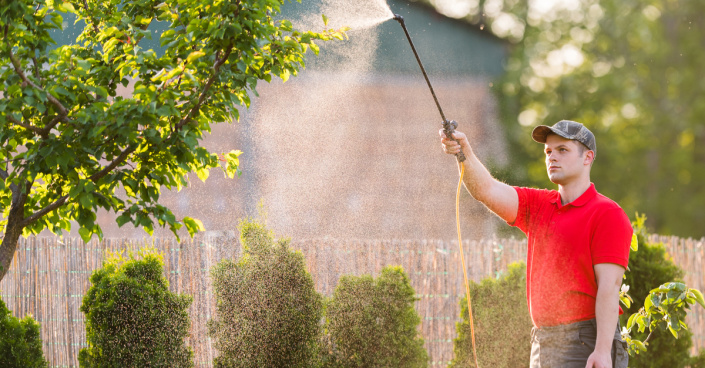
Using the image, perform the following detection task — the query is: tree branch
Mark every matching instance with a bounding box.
[20,194,68,227]
[0,158,24,166]
[21,144,137,227]
[0,169,8,180]
[173,46,233,132]
[5,38,69,137]
[5,113,44,135]
[31,57,41,81]
[643,330,655,344]
[42,114,64,133]
[5,39,69,117]
[81,0,101,35]
[88,144,136,182]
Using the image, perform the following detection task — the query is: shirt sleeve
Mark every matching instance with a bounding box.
[509,186,552,234]
[591,207,632,268]
[509,187,528,232]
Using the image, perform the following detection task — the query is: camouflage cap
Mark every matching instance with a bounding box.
[531,120,596,154]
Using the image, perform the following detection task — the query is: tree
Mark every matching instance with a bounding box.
[0,0,347,280]
[323,266,428,368]
[79,247,193,367]
[495,0,705,239]
[208,218,323,367]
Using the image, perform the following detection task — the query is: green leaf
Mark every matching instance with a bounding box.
[143,222,154,236]
[627,313,637,330]
[79,193,92,208]
[690,288,705,309]
[186,51,206,63]
[116,213,131,227]
[644,293,654,311]
[163,66,184,81]
[668,325,679,338]
[620,296,631,309]
[280,68,291,82]
[7,85,21,97]
[55,2,76,13]
[79,227,91,243]
[630,233,638,251]
[183,217,205,237]
[68,183,83,198]
[322,14,329,26]
[196,168,209,182]
[633,340,647,352]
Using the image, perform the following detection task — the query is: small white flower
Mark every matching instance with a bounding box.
[621,284,630,293]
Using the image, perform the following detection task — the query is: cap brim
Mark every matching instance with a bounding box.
[531,125,572,144]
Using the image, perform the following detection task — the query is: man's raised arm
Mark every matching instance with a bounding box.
[440,129,519,223]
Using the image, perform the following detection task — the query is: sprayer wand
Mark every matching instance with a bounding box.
[393,14,466,163]
[393,14,479,368]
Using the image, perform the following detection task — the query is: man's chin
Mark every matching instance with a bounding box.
[548,175,563,185]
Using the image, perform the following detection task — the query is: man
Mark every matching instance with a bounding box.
[440,120,631,368]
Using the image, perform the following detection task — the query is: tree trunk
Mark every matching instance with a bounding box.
[0,222,22,282]
[0,184,28,282]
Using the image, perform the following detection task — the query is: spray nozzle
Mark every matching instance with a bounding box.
[393,14,404,24]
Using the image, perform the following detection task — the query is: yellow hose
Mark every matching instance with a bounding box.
[456,163,480,367]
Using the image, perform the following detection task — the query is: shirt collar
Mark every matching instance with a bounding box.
[550,183,597,207]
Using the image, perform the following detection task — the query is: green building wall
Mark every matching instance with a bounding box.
[49,0,507,78]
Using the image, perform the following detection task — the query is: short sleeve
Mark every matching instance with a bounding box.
[509,186,554,235]
[509,187,528,232]
[591,208,632,268]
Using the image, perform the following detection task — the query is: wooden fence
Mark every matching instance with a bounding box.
[0,233,703,367]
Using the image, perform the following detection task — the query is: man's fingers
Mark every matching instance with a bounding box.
[439,128,468,156]
[441,139,460,151]
[444,145,460,155]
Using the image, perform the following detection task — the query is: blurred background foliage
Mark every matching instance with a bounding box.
[411,0,705,238]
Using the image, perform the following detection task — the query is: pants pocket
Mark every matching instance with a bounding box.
[577,325,596,355]
[613,339,629,368]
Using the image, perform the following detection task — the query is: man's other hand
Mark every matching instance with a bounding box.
[585,350,611,368]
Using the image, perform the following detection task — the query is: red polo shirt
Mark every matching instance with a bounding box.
[510,183,632,327]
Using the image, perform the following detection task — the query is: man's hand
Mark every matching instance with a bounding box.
[585,350,611,368]
[439,128,471,156]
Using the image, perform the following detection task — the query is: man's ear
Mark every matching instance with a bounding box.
[584,150,595,165]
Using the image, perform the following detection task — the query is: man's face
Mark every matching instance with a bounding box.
[544,134,592,185]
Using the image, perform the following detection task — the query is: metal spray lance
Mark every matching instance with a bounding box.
[392,14,465,163]
[392,13,480,368]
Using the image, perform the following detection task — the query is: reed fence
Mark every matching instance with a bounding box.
[0,233,702,367]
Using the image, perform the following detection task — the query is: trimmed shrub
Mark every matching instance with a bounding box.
[449,261,532,368]
[79,248,193,367]
[621,219,694,368]
[688,349,705,368]
[208,218,323,368]
[0,296,48,368]
[324,265,428,368]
